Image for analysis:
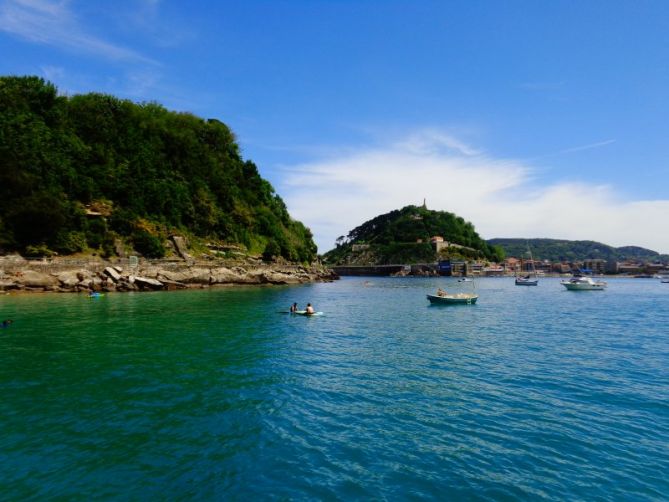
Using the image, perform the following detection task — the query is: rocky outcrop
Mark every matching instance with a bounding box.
[104,267,122,282]
[0,257,338,294]
[133,276,164,290]
[170,235,192,261]
[15,270,60,290]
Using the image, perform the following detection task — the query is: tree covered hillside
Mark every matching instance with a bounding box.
[324,205,505,265]
[487,238,667,262]
[0,76,316,261]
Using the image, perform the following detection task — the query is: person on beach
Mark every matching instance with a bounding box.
[305,303,315,315]
[290,302,298,313]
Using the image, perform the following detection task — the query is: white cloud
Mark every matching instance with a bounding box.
[0,0,156,64]
[278,131,669,255]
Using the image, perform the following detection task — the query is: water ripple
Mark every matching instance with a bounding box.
[1,279,668,499]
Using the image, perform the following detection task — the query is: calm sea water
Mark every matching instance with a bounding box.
[1,277,668,500]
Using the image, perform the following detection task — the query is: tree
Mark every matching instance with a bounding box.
[0,76,319,260]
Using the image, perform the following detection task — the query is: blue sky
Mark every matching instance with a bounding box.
[2,0,668,253]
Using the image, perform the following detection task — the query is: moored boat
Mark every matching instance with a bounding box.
[515,242,539,286]
[427,293,478,305]
[560,275,607,291]
[515,276,538,286]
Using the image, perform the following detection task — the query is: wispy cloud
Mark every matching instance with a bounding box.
[39,63,64,81]
[116,0,190,49]
[278,131,669,254]
[0,0,156,64]
[559,139,616,154]
[396,129,481,157]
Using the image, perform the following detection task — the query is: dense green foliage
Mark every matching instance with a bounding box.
[0,76,317,261]
[487,238,667,262]
[324,205,505,265]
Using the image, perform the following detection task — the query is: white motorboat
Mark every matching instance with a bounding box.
[560,275,607,291]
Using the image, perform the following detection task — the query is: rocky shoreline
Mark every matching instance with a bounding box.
[0,255,339,294]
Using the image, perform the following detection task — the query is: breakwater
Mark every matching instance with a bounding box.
[331,264,439,276]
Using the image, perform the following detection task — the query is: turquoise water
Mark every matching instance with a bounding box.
[1,277,668,500]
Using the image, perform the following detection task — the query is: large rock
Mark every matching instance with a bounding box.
[0,279,19,291]
[160,279,188,290]
[133,276,164,290]
[103,266,122,282]
[159,268,210,284]
[170,235,192,260]
[56,270,84,288]
[88,276,103,290]
[262,271,304,284]
[210,267,244,284]
[16,270,59,288]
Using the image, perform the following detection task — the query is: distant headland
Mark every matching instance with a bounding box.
[323,205,668,277]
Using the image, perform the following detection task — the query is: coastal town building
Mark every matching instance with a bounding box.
[582,259,607,275]
[503,257,520,273]
[615,262,645,275]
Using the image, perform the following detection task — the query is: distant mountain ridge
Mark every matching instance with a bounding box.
[487,238,667,262]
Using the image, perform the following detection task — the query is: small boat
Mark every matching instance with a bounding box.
[560,275,607,291]
[458,277,473,282]
[515,242,539,286]
[515,275,538,286]
[427,293,478,305]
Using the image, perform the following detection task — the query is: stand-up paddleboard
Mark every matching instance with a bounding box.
[277,310,324,316]
[292,310,323,316]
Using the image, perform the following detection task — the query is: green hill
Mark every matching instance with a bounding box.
[0,76,316,262]
[323,205,505,265]
[487,238,667,262]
